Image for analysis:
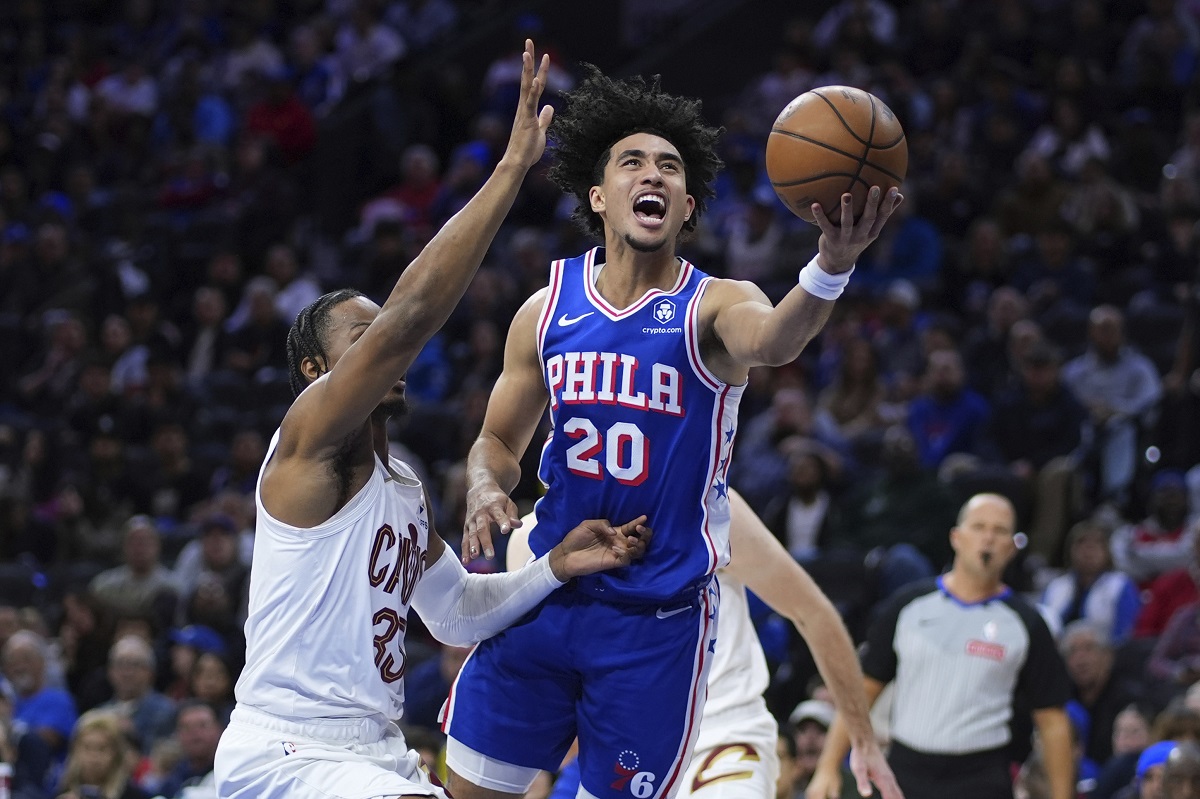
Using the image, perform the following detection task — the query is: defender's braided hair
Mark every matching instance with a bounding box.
[285,288,365,397]
[548,64,723,241]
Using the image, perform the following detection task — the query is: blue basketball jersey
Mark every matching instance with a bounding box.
[531,246,744,602]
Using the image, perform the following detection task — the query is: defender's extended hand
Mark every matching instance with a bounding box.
[549,517,651,580]
[502,39,555,172]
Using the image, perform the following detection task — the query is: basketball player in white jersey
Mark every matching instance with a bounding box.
[503,490,901,799]
[213,41,651,799]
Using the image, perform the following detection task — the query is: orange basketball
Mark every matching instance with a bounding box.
[765,86,907,224]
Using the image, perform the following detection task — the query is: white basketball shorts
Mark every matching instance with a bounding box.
[215,706,448,799]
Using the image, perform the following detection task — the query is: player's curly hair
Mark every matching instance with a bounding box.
[286,288,365,398]
[548,65,724,241]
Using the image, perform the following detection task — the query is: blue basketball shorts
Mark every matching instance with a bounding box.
[442,579,720,799]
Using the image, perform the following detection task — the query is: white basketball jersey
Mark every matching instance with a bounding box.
[236,430,429,726]
[692,570,774,753]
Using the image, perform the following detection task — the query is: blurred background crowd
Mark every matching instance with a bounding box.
[5,0,1200,797]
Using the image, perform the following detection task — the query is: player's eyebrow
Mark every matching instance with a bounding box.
[616,148,683,165]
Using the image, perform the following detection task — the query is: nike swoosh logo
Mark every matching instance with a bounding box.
[558,312,594,327]
[656,606,689,620]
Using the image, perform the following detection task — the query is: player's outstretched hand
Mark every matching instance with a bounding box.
[501,39,555,172]
[463,483,521,564]
[549,517,651,580]
[847,739,903,799]
[810,186,904,275]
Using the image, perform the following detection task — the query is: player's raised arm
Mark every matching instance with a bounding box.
[283,40,554,457]
[462,290,551,561]
[724,490,902,799]
[705,188,902,378]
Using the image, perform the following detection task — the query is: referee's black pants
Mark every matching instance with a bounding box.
[888,741,1013,799]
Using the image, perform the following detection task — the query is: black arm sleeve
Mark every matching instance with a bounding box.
[860,580,935,683]
[1008,595,1073,709]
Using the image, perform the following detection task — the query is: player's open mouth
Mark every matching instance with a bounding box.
[632,193,666,226]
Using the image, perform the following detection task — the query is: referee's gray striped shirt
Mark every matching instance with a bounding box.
[861,576,1070,755]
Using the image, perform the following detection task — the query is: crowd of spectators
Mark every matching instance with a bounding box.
[6,0,1200,797]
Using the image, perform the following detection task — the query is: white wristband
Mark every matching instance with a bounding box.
[798,258,853,300]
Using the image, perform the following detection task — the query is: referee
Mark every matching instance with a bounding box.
[807,493,1074,799]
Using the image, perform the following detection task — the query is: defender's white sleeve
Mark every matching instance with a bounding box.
[409,546,566,647]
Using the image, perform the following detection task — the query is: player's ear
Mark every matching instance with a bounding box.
[683,195,695,221]
[589,186,605,213]
[301,356,326,383]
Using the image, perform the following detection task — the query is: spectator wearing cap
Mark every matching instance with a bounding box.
[2,630,77,755]
[1042,520,1141,644]
[1062,305,1163,511]
[97,635,176,754]
[89,516,179,623]
[990,340,1088,567]
[1111,471,1197,587]
[788,698,834,795]
[1115,740,1177,799]
[164,626,227,703]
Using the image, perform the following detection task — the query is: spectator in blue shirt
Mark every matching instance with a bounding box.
[907,348,992,470]
[2,630,77,756]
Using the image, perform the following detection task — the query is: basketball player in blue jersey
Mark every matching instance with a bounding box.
[443,67,904,799]
[213,43,651,799]
[504,490,903,799]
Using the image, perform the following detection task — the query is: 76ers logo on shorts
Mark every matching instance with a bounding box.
[612,750,658,797]
[653,299,675,324]
[281,741,297,756]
